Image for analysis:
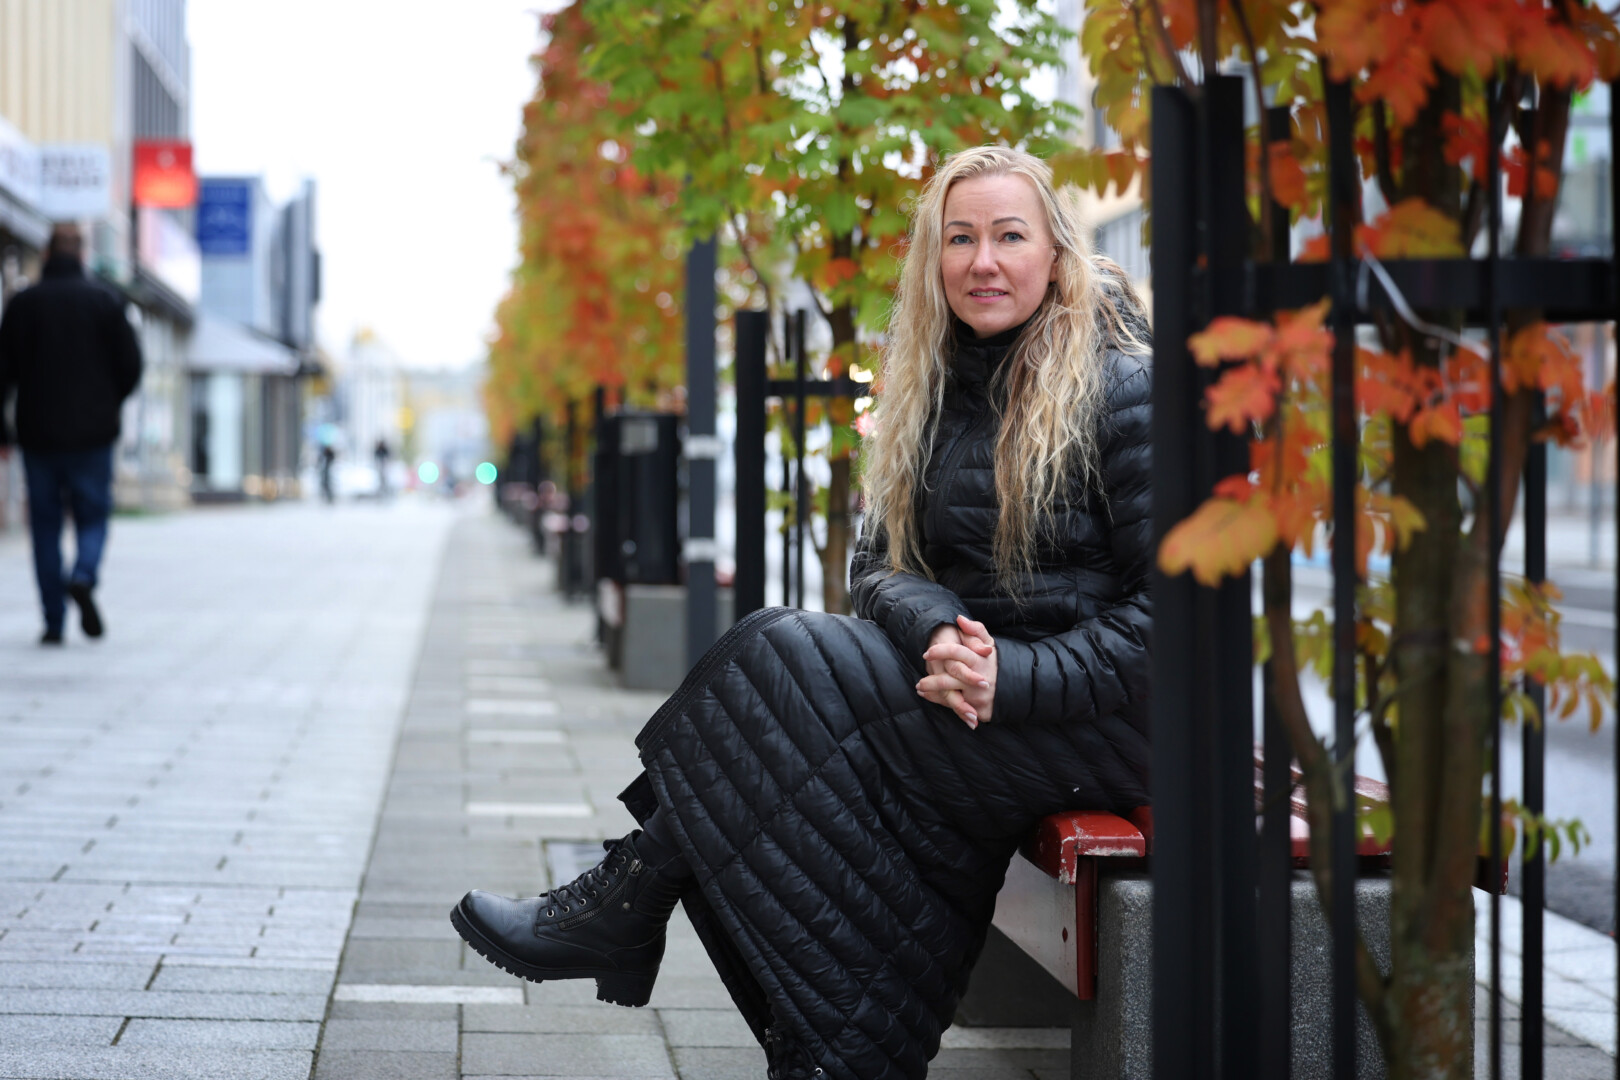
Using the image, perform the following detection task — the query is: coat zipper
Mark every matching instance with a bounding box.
[635,605,796,751]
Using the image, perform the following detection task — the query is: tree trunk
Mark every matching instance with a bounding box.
[822,293,857,614]
[1378,75,1481,1080]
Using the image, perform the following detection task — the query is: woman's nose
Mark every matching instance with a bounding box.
[971,244,998,275]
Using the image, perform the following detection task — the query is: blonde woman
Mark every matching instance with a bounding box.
[453,146,1152,1080]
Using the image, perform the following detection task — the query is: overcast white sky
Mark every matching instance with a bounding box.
[188,1,562,370]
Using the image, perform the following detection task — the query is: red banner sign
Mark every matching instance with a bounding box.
[133,140,196,208]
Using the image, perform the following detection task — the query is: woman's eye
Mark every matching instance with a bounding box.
[948,234,972,244]
[1001,231,1025,243]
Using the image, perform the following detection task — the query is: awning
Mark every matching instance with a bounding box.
[188,314,299,375]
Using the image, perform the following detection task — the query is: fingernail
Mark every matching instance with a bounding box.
[965,712,977,722]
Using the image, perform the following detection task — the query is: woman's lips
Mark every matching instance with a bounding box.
[968,289,1007,303]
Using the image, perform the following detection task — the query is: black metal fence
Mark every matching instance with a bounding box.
[733,308,860,617]
[1149,75,1619,1079]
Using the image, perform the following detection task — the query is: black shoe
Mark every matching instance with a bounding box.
[450,833,684,1007]
[766,1022,824,1079]
[39,629,63,646]
[67,582,102,639]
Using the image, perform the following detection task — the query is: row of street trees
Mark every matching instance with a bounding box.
[488,1,1620,1073]
[486,0,1077,611]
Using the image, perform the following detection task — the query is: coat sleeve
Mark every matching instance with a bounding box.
[103,294,143,400]
[990,353,1153,727]
[0,297,19,447]
[849,518,971,672]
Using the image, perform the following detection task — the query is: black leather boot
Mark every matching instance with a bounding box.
[765,1020,824,1078]
[450,833,684,1007]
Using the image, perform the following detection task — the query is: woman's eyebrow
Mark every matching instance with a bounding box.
[991,216,1030,226]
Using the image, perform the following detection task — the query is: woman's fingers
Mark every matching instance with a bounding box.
[916,684,978,728]
[950,660,989,687]
[916,672,973,695]
[956,614,992,641]
[924,642,985,667]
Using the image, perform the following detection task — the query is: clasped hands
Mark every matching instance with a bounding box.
[917,614,996,729]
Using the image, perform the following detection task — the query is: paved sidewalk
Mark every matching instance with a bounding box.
[0,499,456,1079]
[326,512,1072,1080]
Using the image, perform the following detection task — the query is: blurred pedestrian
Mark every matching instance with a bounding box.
[373,438,392,497]
[318,444,337,504]
[0,224,143,645]
[452,147,1152,1079]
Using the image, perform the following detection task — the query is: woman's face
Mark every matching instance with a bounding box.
[939,173,1058,339]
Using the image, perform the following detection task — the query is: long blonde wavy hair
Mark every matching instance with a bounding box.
[862,145,1149,589]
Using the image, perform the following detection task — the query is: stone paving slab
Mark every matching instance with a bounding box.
[323,513,1071,1079]
[0,501,455,1079]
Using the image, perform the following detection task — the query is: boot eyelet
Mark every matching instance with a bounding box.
[560,905,570,913]
[546,908,555,917]
[622,901,631,910]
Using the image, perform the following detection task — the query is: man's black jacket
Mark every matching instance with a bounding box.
[0,255,144,451]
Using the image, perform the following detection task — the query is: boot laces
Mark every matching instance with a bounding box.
[540,838,634,917]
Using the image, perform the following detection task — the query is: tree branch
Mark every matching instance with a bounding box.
[1372,103,1397,207]
[1231,0,1274,258]
[1143,0,1194,86]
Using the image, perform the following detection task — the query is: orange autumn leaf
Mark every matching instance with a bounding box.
[1271,299,1334,380]
[1359,198,1465,258]
[1188,317,1274,367]
[1159,495,1279,588]
[1268,141,1308,209]
[1512,5,1597,88]
[818,257,859,290]
[1358,347,1420,422]
[1409,400,1464,447]
[1506,141,1561,202]
[1571,4,1620,82]
[1206,363,1282,433]
[1421,0,1509,78]
[1358,33,1437,126]
[1317,0,1402,82]
[1442,111,1489,184]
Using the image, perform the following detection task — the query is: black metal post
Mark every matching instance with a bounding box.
[1324,78,1360,1080]
[781,445,794,608]
[734,310,770,618]
[793,309,808,610]
[1149,83,1213,1080]
[1258,102,1295,1080]
[1609,75,1620,1080]
[1485,80,1506,1080]
[564,399,581,598]
[685,237,719,670]
[1523,389,1547,1080]
[1204,74,1258,1080]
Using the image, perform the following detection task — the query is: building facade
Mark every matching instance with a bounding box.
[0,0,196,520]
[193,176,320,499]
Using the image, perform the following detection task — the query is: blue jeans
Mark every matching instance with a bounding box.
[22,446,114,634]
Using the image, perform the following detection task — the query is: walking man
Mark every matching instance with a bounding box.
[0,224,144,644]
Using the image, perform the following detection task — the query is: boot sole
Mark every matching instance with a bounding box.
[449,898,657,1007]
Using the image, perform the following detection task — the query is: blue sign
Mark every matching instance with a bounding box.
[197,180,251,256]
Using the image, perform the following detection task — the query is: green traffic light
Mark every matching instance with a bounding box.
[475,462,498,485]
[418,461,440,485]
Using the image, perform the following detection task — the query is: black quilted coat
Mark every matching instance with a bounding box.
[622,318,1152,1080]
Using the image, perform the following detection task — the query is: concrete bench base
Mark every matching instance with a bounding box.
[1068,870,1472,1080]
[618,585,734,691]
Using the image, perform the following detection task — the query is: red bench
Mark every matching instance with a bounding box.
[995,761,1507,1003]
[994,764,1398,1001]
